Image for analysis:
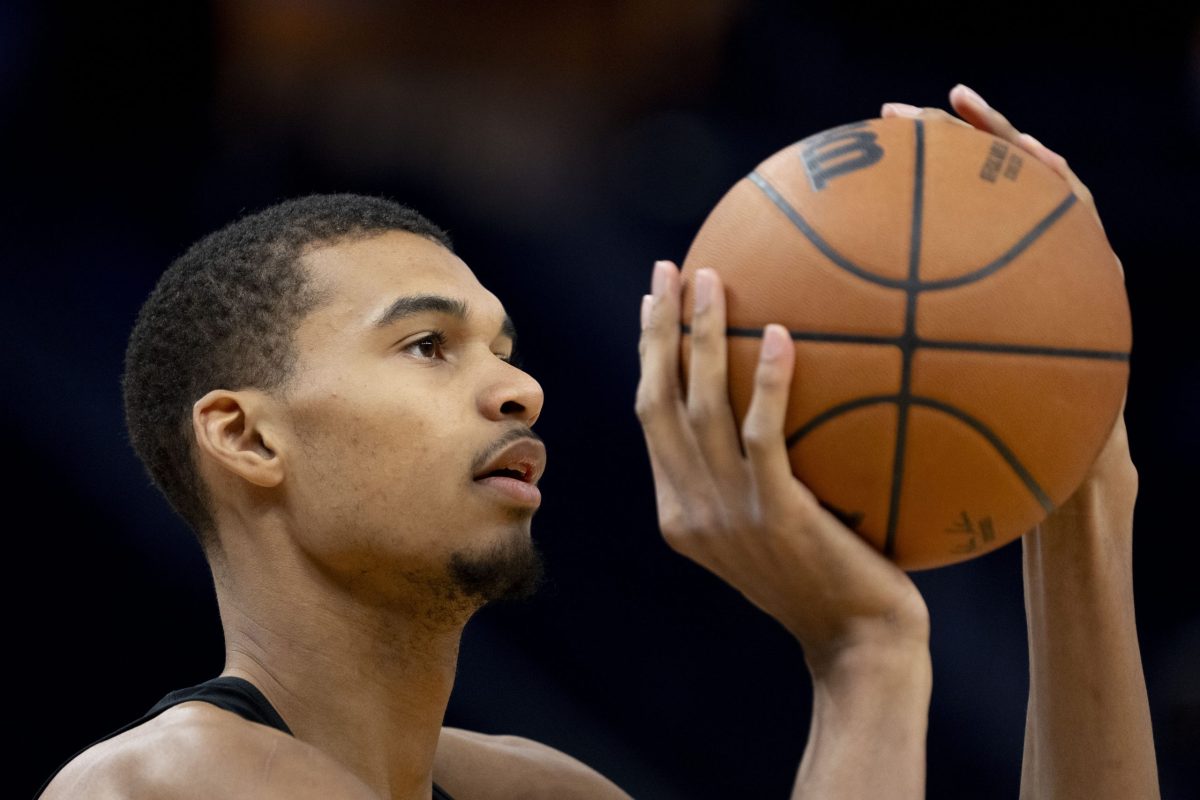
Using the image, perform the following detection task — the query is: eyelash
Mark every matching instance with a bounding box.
[406,330,448,360]
[404,329,521,366]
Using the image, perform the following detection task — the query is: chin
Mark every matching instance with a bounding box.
[448,533,545,605]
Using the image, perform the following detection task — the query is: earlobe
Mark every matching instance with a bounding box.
[193,389,284,489]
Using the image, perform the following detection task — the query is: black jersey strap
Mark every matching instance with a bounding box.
[34,676,456,800]
[147,676,293,734]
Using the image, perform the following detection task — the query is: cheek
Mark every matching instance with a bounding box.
[288,397,467,524]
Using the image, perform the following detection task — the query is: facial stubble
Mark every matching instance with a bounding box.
[448,512,545,605]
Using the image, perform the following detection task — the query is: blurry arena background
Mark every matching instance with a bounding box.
[5,1,1197,797]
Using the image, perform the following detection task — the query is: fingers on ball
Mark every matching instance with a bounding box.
[686,268,731,426]
[742,325,794,458]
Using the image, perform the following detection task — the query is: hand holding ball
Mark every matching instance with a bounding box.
[679,116,1130,570]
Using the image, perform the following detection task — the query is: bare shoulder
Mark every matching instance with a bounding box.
[40,701,377,800]
[434,727,631,800]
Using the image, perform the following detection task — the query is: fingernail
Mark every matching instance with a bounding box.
[761,324,788,359]
[883,102,922,118]
[694,269,713,314]
[652,260,670,297]
[640,294,653,330]
[954,84,988,108]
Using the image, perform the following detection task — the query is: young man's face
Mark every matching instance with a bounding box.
[272,230,546,610]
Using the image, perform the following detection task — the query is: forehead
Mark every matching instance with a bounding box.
[303,230,489,312]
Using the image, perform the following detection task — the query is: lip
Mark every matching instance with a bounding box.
[471,436,546,508]
[474,475,542,508]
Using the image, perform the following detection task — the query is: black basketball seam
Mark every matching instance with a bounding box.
[915,338,1129,361]
[784,395,901,449]
[917,194,1078,292]
[746,170,1079,293]
[884,119,925,558]
[681,324,1131,362]
[683,324,898,348]
[746,170,911,290]
[908,397,1055,513]
[782,394,1055,515]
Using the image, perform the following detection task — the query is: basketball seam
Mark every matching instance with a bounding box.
[917,195,1078,292]
[679,325,1131,362]
[884,119,925,557]
[781,394,1055,513]
[746,171,908,289]
[745,178,1079,293]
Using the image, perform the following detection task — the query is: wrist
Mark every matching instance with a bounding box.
[808,633,932,698]
[1046,468,1135,523]
[1030,472,1136,566]
[1040,415,1137,537]
[1024,476,1139,620]
[798,592,931,681]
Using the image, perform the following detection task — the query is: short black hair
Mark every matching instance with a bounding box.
[122,193,452,548]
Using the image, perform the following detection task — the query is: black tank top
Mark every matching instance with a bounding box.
[34,676,456,799]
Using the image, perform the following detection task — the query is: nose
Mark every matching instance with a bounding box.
[479,360,544,426]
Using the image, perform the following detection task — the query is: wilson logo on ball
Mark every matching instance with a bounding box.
[799,121,885,192]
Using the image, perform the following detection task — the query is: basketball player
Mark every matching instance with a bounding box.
[37,85,1157,799]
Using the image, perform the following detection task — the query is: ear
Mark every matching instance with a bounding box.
[192,389,285,489]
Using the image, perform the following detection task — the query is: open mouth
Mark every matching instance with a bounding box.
[477,466,532,482]
[471,436,545,485]
[471,436,546,507]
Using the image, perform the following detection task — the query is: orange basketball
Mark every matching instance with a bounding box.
[679,117,1130,570]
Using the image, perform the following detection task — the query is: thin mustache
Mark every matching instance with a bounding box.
[471,427,544,475]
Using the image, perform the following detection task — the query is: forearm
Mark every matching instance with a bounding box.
[792,642,931,800]
[1021,477,1159,799]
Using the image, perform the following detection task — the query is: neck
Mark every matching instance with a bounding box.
[213,545,471,800]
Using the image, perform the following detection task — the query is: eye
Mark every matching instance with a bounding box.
[497,350,523,368]
[404,330,447,360]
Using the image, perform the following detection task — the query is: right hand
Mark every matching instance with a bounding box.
[635,260,930,673]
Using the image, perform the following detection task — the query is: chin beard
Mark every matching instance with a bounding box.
[447,534,545,606]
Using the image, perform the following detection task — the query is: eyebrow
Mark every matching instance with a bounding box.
[371,293,517,341]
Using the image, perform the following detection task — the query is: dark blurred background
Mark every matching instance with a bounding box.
[7,1,1198,797]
